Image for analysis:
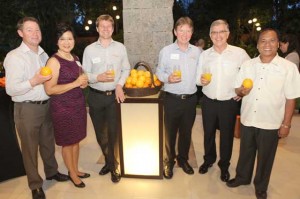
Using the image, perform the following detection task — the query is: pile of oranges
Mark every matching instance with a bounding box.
[125,69,162,88]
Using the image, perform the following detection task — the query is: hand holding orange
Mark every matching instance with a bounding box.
[40,66,52,76]
[242,78,253,89]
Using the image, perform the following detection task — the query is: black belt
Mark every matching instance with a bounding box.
[166,92,196,100]
[22,100,49,104]
[89,87,115,96]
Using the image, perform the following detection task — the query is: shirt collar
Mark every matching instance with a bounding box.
[96,38,115,47]
[210,44,232,53]
[20,42,45,55]
[258,54,280,66]
[174,40,192,52]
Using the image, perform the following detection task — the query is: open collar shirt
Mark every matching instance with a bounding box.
[82,39,130,91]
[156,41,201,95]
[4,42,49,102]
[235,55,300,129]
[196,44,250,100]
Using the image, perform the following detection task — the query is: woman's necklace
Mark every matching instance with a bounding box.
[57,50,74,61]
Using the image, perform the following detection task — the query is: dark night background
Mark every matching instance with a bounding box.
[0,0,299,62]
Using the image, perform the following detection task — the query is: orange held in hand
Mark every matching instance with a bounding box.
[242,78,253,89]
[40,66,52,76]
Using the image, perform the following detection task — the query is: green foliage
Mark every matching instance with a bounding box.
[0,0,123,60]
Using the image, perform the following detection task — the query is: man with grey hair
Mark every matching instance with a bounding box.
[196,19,250,182]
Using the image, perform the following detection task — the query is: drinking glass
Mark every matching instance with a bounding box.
[173,65,181,78]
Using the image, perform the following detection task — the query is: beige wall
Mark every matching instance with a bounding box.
[123,0,174,71]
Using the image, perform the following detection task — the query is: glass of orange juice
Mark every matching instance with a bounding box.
[173,65,181,78]
[203,67,212,82]
[107,64,115,78]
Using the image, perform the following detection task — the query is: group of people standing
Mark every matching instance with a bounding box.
[3,14,300,199]
[4,15,129,199]
[156,17,300,199]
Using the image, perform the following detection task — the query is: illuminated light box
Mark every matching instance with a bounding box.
[117,93,163,179]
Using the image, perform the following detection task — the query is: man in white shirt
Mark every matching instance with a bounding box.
[4,17,69,199]
[196,19,250,182]
[226,28,300,199]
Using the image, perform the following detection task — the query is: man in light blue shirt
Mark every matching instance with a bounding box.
[156,16,201,179]
[82,14,130,183]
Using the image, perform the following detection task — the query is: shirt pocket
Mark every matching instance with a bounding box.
[223,61,240,76]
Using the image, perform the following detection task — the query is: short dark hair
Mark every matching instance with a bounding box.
[258,28,280,41]
[17,17,40,30]
[280,33,300,56]
[56,23,76,42]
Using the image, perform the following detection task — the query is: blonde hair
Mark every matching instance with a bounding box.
[174,17,194,32]
[96,14,114,27]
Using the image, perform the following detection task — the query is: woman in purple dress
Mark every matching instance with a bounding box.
[44,23,89,188]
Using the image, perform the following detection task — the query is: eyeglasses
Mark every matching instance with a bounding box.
[210,30,228,36]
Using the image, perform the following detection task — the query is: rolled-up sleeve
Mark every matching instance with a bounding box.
[4,54,32,97]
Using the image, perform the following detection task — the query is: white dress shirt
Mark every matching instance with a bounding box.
[196,44,250,100]
[235,55,300,129]
[4,42,49,102]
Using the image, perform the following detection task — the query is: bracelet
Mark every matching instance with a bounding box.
[281,124,291,129]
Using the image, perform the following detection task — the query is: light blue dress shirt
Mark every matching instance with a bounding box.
[156,42,201,95]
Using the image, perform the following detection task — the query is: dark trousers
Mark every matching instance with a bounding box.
[201,95,239,170]
[88,90,118,170]
[164,94,197,165]
[235,125,279,192]
[14,102,58,190]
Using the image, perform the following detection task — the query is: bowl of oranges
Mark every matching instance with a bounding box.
[124,61,162,97]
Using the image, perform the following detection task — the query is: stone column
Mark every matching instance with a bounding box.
[123,0,174,71]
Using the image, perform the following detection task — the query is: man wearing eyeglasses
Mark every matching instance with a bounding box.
[196,19,250,182]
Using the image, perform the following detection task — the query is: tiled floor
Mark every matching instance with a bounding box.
[1,109,300,199]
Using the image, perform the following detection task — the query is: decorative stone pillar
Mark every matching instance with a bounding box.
[123,0,174,70]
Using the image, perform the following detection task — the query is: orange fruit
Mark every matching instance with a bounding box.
[125,83,132,88]
[154,79,161,86]
[145,77,152,85]
[136,80,144,88]
[242,78,253,89]
[40,66,52,76]
[130,69,137,76]
[143,82,149,88]
[131,77,137,85]
[138,75,146,83]
[137,70,145,77]
[126,77,132,84]
[203,73,212,81]
[131,72,138,79]
[153,74,158,82]
[144,71,151,78]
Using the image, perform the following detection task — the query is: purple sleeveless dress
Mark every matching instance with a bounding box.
[50,54,87,146]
